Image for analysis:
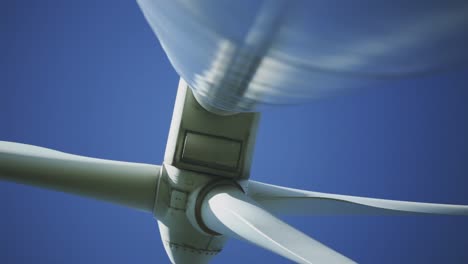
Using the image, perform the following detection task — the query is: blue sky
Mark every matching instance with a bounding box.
[1,1,468,263]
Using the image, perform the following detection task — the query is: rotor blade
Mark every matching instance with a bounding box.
[247,181,468,216]
[201,185,355,264]
[138,0,468,112]
[0,141,160,212]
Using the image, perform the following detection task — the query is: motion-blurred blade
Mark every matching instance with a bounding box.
[0,141,160,212]
[247,181,468,216]
[201,185,355,264]
[138,0,468,112]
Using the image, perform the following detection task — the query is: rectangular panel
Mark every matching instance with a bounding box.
[181,132,242,171]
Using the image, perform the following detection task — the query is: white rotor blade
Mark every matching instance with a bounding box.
[0,141,160,212]
[138,0,468,112]
[247,181,468,216]
[201,185,355,264]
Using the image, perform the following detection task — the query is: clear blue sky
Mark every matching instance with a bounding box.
[1,1,468,263]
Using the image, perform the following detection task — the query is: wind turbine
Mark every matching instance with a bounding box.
[0,0,468,264]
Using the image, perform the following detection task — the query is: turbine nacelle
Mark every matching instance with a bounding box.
[155,79,260,262]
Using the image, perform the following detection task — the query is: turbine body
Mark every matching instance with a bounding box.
[153,79,259,262]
